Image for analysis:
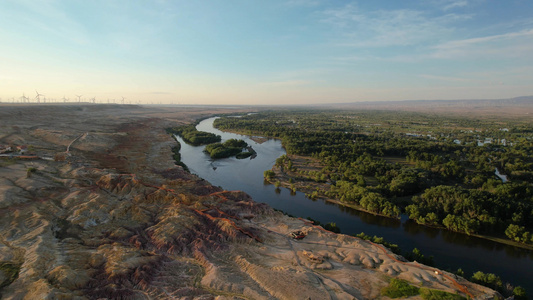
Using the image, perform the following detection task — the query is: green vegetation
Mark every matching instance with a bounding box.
[470,271,503,291]
[26,167,37,178]
[513,286,528,300]
[381,278,467,299]
[168,123,254,160]
[355,232,402,254]
[505,223,533,244]
[204,139,249,159]
[236,151,253,159]
[455,268,465,277]
[468,271,528,299]
[167,125,221,146]
[170,141,189,171]
[214,110,533,245]
[419,288,466,300]
[264,170,275,180]
[355,232,433,265]
[305,217,342,233]
[324,222,341,233]
[381,278,420,298]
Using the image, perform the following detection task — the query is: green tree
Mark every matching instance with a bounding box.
[505,224,525,242]
[471,271,503,291]
[513,286,527,300]
[424,212,439,226]
[324,222,341,233]
[264,170,275,180]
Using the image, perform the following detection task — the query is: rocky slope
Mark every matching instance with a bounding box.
[0,104,499,299]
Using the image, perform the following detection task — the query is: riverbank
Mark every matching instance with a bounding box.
[264,167,401,221]
[263,153,533,252]
[202,116,533,292]
[214,123,533,252]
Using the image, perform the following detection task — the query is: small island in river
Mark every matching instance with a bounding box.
[0,103,500,299]
[204,138,256,159]
[169,123,256,160]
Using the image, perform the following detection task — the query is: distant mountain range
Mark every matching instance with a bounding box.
[332,95,533,107]
[322,96,533,116]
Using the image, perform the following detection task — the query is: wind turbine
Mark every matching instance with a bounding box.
[62,96,68,103]
[20,93,28,103]
[121,96,125,105]
[90,97,96,104]
[76,95,82,103]
[35,91,43,103]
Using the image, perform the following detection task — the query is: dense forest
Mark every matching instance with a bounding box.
[204,138,253,159]
[166,125,221,146]
[214,110,533,246]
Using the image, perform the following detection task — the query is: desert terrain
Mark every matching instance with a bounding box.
[0,104,499,299]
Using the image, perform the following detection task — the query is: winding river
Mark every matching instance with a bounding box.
[176,116,533,291]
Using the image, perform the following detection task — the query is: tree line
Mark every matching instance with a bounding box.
[214,110,533,245]
[166,125,221,146]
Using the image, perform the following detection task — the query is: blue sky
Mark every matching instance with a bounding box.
[1,0,532,105]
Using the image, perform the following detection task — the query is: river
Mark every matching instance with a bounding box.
[176,116,533,291]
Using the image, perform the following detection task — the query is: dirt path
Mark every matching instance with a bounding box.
[66,132,87,153]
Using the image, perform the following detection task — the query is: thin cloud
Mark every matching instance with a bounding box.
[442,0,468,11]
[432,0,483,11]
[431,28,533,59]
[321,4,470,48]
[5,0,90,45]
[436,28,533,48]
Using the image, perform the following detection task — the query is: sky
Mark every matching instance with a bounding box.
[1,0,532,105]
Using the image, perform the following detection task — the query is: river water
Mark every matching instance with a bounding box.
[176,117,533,290]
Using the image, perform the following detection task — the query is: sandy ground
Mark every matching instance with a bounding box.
[0,104,499,299]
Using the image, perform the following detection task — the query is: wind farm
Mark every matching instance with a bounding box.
[1,1,532,299]
[0,92,158,105]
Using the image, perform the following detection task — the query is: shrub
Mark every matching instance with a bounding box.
[419,288,466,300]
[26,167,37,178]
[513,286,527,300]
[324,222,341,233]
[264,170,275,180]
[381,278,420,298]
[471,271,503,291]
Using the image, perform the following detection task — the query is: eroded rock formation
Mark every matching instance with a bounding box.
[0,105,499,299]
